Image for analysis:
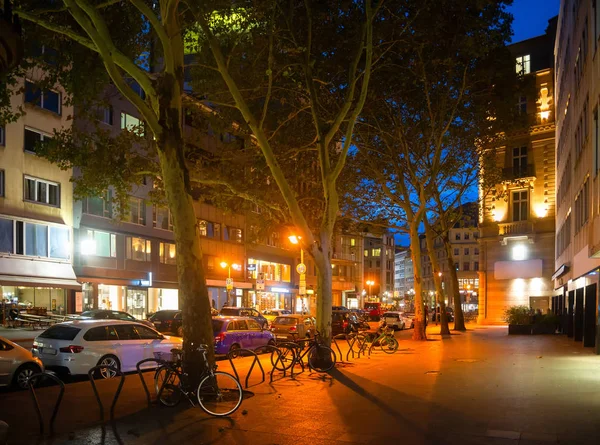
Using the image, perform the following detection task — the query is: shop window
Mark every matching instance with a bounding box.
[0,218,13,253]
[82,191,113,218]
[25,80,61,114]
[154,206,173,231]
[159,242,176,265]
[124,196,146,225]
[24,175,60,206]
[224,226,243,243]
[127,236,151,262]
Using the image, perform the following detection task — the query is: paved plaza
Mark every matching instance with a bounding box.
[1,325,600,444]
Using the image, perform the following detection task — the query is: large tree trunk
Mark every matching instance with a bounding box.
[442,234,466,331]
[424,220,450,336]
[409,223,427,340]
[312,236,333,345]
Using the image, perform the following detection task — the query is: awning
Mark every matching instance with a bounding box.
[551,264,569,281]
[0,257,81,290]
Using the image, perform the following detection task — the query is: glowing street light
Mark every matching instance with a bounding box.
[366,280,375,296]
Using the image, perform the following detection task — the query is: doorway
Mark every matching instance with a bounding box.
[567,290,574,337]
[583,284,597,348]
[126,288,148,320]
[574,288,584,342]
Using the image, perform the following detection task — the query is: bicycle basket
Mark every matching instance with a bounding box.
[154,351,178,362]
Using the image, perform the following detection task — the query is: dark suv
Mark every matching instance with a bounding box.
[219,307,268,329]
[331,311,369,335]
[148,310,183,336]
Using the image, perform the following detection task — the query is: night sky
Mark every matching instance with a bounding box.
[508,0,561,43]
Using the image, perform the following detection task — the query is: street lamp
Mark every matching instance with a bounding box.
[366,280,375,297]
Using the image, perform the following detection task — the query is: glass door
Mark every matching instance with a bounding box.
[126,288,148,319]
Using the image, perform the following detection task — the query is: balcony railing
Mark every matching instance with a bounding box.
[498,221,534,236]
[502,164,536,181]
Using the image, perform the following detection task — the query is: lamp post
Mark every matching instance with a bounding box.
[289,235,307,313]
[366,280,375,299]
[220,261,241,306]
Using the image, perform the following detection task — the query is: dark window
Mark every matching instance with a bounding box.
[512,146,528,174]
[474,261,479,271]
[25,81,61,114]
[24,176,60,207]
[464,248,469,255]
[453,248,459,256]
[24,128,50,153]
[97,106,113,125]
[463,263,470,271]
[39,325,81,340]
[0,126,4,145]
[135,325,162,339]
[0,169,4,197]
[114,324,140,340]
[512,190,529,222]
[0,218,13,253]
[83,326,108,341]
[455,233,461,240]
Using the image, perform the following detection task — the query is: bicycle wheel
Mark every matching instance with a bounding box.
[271,344,296,371]
[307,345,336,372]
[197,371,243,417]
[154,366,182,407]
[380,336,399,354]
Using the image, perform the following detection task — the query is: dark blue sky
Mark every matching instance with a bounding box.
[508,0,560,43]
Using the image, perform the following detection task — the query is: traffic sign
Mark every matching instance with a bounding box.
[299,285,306,295]
[296,263,307,274]
[226,277,233,290]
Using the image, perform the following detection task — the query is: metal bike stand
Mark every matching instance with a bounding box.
[274,341,303,378]
[87,365,126,422]
[252,344,286,383]
[226,348,265,389]
[27,371,65,436]
[331,335,345,362]
[135,358,166,407]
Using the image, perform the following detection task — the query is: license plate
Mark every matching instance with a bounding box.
[386,318,396,323]
[154,321,161,326]
[41,347,57,355]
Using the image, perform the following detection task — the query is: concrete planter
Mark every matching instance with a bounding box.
[508,324,533,335]
[532,324,556,335]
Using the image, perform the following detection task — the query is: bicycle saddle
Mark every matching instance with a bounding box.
[170,348,183,354]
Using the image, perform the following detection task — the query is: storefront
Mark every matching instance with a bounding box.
[249,287,294,312]
[1,286,69,314]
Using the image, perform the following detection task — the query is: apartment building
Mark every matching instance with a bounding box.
[363,232,395,302]
[553,0,600,352]
[0,75,78,313]
[478,19,557,324]
[331,233,364,309]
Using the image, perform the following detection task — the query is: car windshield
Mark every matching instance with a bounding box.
[278,310,291,315]
[80,311,95,318]
[219,308,238,316]
[212,319,225,334]
[39,325,81,340]
[383,313,399,318]
[273,317,297,325]
[364,303,378,309]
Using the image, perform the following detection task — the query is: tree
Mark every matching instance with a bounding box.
[185,0,388,343]
[350,0,516,340]
[10,0,215,372]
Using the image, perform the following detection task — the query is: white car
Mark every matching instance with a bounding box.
[32,320,182,378]
[382,311,414,330]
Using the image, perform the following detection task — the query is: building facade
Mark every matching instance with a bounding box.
[478,20,557,324]
[553,0,600,352]
[363,232,395,303]
[0,75,79,313]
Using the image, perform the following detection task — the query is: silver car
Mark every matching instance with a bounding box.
[0,337,44,389]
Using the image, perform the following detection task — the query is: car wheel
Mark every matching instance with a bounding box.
[401,322,405,331]
[176,326,183,337]
[410,321,414,329]
[229,343,241,359]
[13,363,40,390]
[97,355,121,379]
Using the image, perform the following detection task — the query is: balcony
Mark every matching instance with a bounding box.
[502,164,536,181]
[498,221,534,236]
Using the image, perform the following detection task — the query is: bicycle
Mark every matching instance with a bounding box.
[153,344,243,417]
[271,330,336,373]
[354,322,398,355]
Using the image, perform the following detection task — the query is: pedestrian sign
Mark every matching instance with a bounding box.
[226,277,233,290]
[256,273,265,290]
[296,263,307,274]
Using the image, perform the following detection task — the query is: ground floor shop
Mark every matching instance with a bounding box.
[248,288,294,313]
[1,286,69,314]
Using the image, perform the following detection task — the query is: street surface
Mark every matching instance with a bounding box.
[1,324,600,444]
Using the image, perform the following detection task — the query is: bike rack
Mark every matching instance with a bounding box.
[331,335,346,362]
[27,371,65,436]
[135,358,167,407]
[252,344,286,383]
[273,341,304,378]
[226,348,265,389]
[87,365,126,422]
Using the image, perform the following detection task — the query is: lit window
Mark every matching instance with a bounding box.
[81,230,116,257]
[159,242,176,265]
[516,54,531,75]
[120,112,144,136]
[126,236,151,262]
[372,248,381,257]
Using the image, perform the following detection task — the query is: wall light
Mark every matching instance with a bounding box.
[512,244,526,261]
[81,239,97,256]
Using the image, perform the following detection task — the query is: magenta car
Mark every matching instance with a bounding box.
[213,316,276,355]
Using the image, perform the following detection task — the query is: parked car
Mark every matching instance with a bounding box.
[79,309,155,328]
[382,311,413,330]
[364,302,384,320]
[331,311,369,336]
[331,306,349,311]
[270,315,316,340]
[433,306,455,322]
[219,307,269,329]
[212,316,275,355]
[0,337,44,389]
[148,310,182,336]
[263,309,292,324]
[32,320,182,378]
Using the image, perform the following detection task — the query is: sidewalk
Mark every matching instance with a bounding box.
[2,325,600,444]
[0,326,43,342]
